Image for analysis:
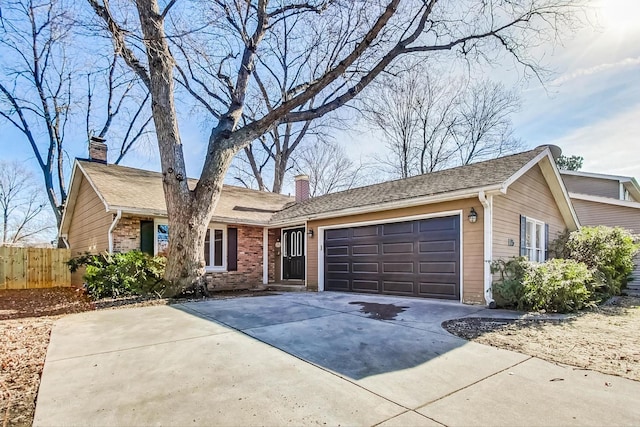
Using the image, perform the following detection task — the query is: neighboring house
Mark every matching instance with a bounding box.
[60,142,578,305]
[560,170,640,279]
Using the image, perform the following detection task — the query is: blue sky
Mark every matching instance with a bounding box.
[1,0,639,195]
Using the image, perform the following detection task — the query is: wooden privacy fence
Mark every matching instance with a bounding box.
[0,246,71,290]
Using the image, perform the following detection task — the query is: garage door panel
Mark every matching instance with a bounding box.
[325,229,349,240]
[382,262,414,273]
[327,263,349,272]
[382,222,414,235]
[324,216,460,299]
[352,244,379,255]
[419,216,457,232]
[352,262,379,273]
[419,241,456,253]
[326,278,349,290]
[352,225,379,237]
[382,281,415,294]
[381,242,414,254]
[352,280,379,292]
[326,246,349,256]
[419,262,457,274]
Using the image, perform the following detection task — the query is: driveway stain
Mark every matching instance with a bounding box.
[349,301,409,320]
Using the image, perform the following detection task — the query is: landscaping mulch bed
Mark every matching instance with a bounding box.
[443,296,640,382]
[0,287,271,427]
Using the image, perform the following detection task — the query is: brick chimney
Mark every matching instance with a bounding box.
[88,136,108,163]
[295,174,310,202]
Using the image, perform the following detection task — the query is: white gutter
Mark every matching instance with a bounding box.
[107,209,122,254]
[478,191,495,308]
[262,228,269,285]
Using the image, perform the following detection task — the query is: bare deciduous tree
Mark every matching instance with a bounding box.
[86,0,584,295]
[454,80,523,165]
[364,71,523,178]
[293,141,367,197]
[0,0,153,226]
[0,161,56,244]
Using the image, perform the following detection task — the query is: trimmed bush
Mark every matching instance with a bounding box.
[522,259,594,313]
[566,226,639,296]
[68,251,167,299]
[490,257,529,310]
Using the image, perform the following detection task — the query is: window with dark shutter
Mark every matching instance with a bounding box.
[140,221,154,255]
[227,227,238,271]
[519,215,527,257]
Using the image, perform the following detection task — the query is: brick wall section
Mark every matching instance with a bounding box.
[112,217,274,291]
[112,216,154,253]
[206,224,265,291]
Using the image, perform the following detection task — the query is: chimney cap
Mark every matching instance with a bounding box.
[90,135,106,144]
[295,174,309,181]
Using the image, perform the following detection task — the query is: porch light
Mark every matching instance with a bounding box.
[307,228,314,238]
[468,207,478,223]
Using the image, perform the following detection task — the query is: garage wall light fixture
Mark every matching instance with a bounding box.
[307,228,314,238]
[468,207,478,223]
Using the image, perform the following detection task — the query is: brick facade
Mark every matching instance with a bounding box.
[205,225,264,291]
[112,215,274,291]
[268,228,280,282]
[112,216,154,253]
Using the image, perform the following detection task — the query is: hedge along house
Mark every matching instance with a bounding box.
[60,142,578,304]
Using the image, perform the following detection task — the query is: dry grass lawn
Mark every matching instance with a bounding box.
[443,296,640,381]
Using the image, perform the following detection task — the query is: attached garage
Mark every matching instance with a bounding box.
[323,215,461,300]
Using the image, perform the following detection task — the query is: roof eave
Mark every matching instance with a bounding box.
[268,185,503,226]
[108,205,273,227]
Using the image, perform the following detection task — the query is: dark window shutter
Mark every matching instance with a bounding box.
[545,223,550,260]
[140,221,154,255]
[519,215,527,257]
[227,227,238,271]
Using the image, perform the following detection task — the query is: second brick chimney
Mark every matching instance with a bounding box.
[295,174,310,202]
[88,136,108,163]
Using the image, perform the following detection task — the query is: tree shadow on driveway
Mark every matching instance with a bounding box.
[173,294,472,380]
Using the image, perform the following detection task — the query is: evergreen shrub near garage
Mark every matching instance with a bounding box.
[68,251,167,299]
[492,226,639,313]
[521,259,594,312]
[565,226,639,296]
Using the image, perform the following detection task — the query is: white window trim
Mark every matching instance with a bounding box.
[525,217,546,263]
[153,219,228,272]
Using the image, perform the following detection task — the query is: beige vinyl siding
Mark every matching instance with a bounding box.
[493,165,567,261]
[307,198,485,304]
[66,175,112,285]
[571,198,640,279]
[562,174,621,199]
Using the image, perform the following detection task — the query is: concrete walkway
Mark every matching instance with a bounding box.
[35,293,640,426]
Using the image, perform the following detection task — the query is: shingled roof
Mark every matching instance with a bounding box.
[76,160,294,225]
[270,146,548,223]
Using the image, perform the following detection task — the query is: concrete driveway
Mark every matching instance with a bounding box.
[35,292,640,426]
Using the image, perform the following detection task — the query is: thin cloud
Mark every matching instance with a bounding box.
[551,57,640,86]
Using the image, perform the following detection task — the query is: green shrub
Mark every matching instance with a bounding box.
[522,259,594,313]
[68,251,167,299]
[490,257,529,310]
[566,226,639,296]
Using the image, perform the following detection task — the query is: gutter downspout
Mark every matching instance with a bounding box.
[478,191,495,308]
[108,210,122,254]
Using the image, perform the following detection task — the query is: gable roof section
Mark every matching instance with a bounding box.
[560,169,640,202]
[61,160,294,235]
[270,146,579,230]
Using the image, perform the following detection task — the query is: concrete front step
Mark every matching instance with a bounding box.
[267,284,307,292]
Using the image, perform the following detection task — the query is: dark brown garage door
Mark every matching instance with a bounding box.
[324,215,460,299]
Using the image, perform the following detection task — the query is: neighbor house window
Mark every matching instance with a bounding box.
[525,218,545,263]
[155,222,227,271]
